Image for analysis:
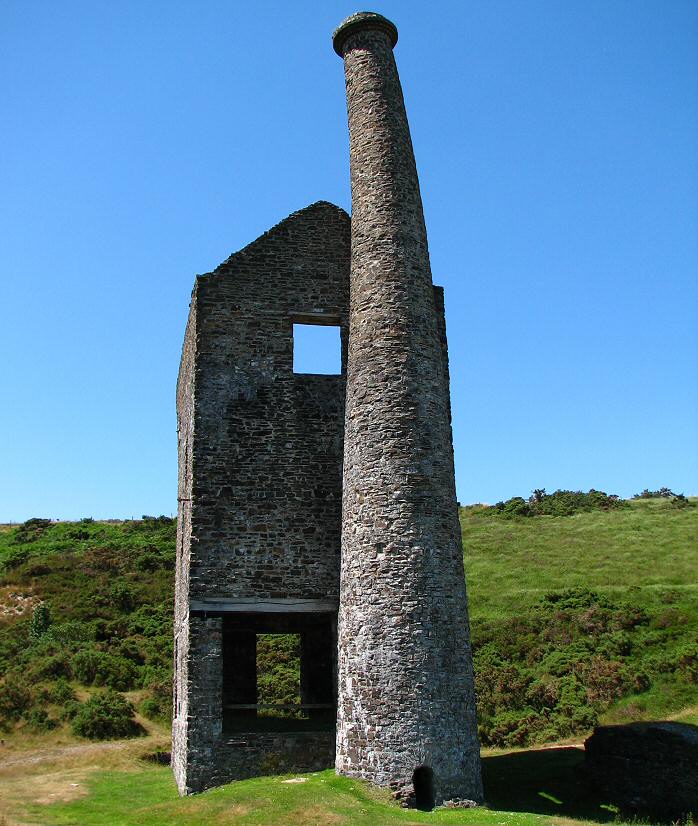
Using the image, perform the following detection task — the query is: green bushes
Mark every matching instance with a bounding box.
[44,677,75,705]
[25,708,58,732]
[72,649,138,691]
[0,517,177,734]
[2,511,696,749]
[632,488,694,508]
[139,682,172,722]
[0,518,180,737]
[257,634,302,714]
[472,488,629,518]
[71,690,142,739]
[12,518,53,544]
[109,583,136,613]
[473,586,697,747]
[633,487,676,499]
[29,602,52,641]
[0,677,32,730]
[1,547,30,570]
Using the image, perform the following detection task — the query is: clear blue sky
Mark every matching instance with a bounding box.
[2,0,696,521]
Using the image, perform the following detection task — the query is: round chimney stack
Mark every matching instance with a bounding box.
[332,11,397,56]
[333,11,483,807]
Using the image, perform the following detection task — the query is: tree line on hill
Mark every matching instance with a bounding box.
[463,487,693,518]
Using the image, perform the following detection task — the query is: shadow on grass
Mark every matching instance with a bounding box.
[482,747,622,823]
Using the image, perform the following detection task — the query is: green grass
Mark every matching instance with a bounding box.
[462,498,698,622]
[461,497,698,745]
[1,499,697,823]
[23,755,642,826]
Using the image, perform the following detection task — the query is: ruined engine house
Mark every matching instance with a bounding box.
[173,12,482,807]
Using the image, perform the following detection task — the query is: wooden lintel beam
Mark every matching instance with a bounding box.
[189,598,338,614]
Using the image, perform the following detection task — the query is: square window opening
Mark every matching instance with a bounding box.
[292,324,341,375]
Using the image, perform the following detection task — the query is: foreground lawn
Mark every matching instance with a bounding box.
[1,740,658,826]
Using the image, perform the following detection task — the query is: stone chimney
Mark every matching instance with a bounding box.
[333,12,483,806]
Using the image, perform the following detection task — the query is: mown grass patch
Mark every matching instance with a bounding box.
[22,761,640,826]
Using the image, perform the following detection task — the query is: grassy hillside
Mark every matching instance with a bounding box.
[0,496,696,823]
[0,517,176,736]
[462,496,698,746]
[463,497,698,620]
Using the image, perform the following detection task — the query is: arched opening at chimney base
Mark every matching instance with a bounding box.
[412,765,435,810]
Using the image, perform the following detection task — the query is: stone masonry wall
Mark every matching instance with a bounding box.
[333,13,483,805]
[189,201,350,604]
[585,723,698,818]
[173,302,196,791]
[173,201,351,794]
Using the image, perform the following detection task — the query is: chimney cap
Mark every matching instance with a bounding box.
[332,12,398,57]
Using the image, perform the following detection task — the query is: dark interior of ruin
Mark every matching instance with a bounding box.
[222,612,337,733]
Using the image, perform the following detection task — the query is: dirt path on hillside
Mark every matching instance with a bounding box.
[0,740,135,769]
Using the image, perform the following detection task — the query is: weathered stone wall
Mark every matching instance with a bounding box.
[188,201,350,604]
[173,302,196,791]
[585,723,698,818]
[173,201,351,794]
[333,13,483,805]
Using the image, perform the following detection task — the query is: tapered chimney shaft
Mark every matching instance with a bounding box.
[333,12,483,805]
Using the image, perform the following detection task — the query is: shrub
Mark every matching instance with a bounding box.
[0,678,32,730]
[72,649,101,684]
[574,657,633,708]
[141,515,174,526]
[12,518,52,544]
[25,708,57,732]
[487,489,627,518]
[72,649,138,690]
[671,493,694,509]
[135,547,175,572]
[138,666,170,689]
[46,678,76,705]
[675,644,698,684]
[49,621,95,645]
[139,678,172,722]
[60,700,80,721]
[29,653,72,681]
[491,496,531,518]
[632,487,675,499]
[29,602,53,642]
[126,605,170,638]
[1,547,30,570]
[71,690,142,739]
[472,588,664,747]
[109,583,136,613]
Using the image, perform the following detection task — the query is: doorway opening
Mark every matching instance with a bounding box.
[412,765,436,810]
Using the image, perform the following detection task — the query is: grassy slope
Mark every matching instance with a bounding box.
[463,498,698,621]
[1,498,696,824]
[462,498,698,730]
[0,730,640,826]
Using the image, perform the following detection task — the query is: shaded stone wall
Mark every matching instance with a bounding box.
[585,723,698,818]
[173,201,351,794]
[333,13,482,805]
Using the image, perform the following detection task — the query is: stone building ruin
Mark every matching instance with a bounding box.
[173,12,483,807]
